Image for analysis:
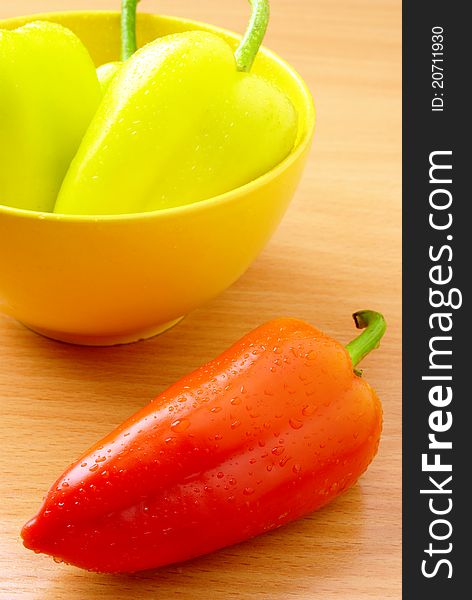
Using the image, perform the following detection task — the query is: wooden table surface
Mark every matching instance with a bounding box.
[0,1,401,598]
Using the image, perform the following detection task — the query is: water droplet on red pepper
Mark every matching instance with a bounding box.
[170,419,190,432]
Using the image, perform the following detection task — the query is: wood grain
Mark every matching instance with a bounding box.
[0,1,401,598]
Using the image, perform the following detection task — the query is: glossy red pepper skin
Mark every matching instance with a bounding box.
[22,318,382,573]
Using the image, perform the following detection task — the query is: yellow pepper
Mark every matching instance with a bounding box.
[96,61,121,92]
[0,22,101,212]
[55,1,298,215]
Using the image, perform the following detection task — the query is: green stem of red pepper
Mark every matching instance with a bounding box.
[345,310,386,370]
[121,0,140,61]
[235,1,270,72]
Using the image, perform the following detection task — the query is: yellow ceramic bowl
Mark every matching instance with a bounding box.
[0,11,315,346]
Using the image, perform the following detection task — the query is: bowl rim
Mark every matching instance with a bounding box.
[0,10,315,224]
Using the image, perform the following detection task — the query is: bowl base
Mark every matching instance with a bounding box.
[21,316,185,347]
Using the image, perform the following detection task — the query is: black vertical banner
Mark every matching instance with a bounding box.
[403,1,467,597]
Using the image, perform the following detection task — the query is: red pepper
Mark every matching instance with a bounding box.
[22,311,385,573]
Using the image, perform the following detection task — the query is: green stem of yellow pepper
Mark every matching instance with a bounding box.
[121,0,140,61]
[121,1,270,71]
[235,0,270,72]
